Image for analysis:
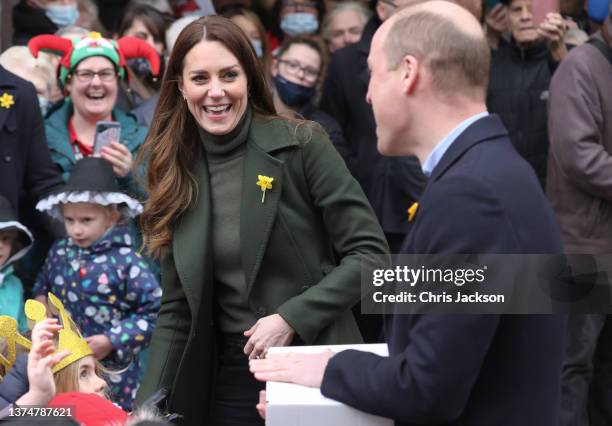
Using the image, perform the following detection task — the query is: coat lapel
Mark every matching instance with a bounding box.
[241,118,297,293]
[173,148,212,316]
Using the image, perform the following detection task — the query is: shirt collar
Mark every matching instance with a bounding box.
[421,112,489,176]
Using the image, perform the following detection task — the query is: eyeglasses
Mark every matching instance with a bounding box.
[72,69,117,83]
[278,59,319,83]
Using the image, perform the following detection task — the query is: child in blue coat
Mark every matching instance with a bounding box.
[0,196,32,333]
[32,158,161,411]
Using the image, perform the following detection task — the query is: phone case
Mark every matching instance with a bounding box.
[93,122,121,155]
[532,0,559,28]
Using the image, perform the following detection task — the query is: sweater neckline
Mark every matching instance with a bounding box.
[198,107,252,157]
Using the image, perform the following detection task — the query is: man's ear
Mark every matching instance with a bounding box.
[271,59,279,77]
[400,54,420,95]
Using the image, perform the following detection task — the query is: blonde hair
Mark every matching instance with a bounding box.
[54,355,109,396]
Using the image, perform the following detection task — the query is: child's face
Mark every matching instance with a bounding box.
[0,229,16,267]
[62,203,119,248]
[77,356,107,398]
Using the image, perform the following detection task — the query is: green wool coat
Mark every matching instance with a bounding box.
[135,116,389,422]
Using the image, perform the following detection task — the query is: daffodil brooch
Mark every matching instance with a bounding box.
[407,202,419,222]
[256,175,274,203]
[0,93,14,109]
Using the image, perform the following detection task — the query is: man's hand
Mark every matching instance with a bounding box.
[538,12,568,60]
[256,390,267,420]
[249,350,334,388]
[243,314,295,360]
[85,334,114,360]
[100,142,133,178]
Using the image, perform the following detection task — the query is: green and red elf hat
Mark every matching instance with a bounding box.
[27,31,161,88]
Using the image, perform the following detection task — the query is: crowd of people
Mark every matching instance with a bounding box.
[0,0,611,424]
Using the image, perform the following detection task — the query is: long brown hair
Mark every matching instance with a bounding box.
[139,15,276,258]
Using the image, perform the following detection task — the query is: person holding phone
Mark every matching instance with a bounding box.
[27,32,162,279]
[28,32,160,195]
[486,0,568,188]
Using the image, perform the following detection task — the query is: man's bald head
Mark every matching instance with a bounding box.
[382,1,490,101]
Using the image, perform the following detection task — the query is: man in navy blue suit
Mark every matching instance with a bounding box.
[251,2,566,425]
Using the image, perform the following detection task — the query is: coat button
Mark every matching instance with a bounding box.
[256,307,267,317]
[3,156,11,162]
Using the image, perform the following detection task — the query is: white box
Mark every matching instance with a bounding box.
[266,343,393,426]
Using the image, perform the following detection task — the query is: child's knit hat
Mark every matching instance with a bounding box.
[35,158,143,220]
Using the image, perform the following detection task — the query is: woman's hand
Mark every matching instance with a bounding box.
[85,334,114,360]
[18,319,70,406]
[243,314,295,360]
[100,142,133,178]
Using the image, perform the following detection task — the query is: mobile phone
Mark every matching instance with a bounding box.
[93,121,121,155]
[532,0,559,28]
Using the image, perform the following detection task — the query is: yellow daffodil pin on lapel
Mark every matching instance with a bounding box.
[407,202,419,223]
[256,175,274,203]
[0,93,15,109]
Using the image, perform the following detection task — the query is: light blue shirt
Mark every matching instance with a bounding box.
[421,112,489,176]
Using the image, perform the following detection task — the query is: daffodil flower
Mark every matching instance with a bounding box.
[0,93,14,109]
[256,175,274,203]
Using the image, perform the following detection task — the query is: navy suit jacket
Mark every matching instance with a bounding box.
[320,115,567,425]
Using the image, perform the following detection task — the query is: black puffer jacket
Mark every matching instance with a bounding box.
[487,38,558,187]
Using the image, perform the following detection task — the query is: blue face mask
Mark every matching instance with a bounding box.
[280,13,319,37]
[251,39,264,58]
[45,3,80,28]
[274,74,316,107]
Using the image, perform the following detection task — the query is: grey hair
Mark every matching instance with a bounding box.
[321,1,372,40]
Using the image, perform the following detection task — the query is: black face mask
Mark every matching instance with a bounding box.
[274,74,316,107]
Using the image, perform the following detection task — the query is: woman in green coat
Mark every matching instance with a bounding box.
[135,15,389,425]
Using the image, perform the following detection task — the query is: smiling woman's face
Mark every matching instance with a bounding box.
[179,40,249,136]
[66,56,118,122]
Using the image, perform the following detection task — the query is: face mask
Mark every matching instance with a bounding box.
[38,96,50,115]
[274,74,316,107]
[251,39,263,58]
[45,3,79,27]
[280,13,319,37]
[127,58,153,78]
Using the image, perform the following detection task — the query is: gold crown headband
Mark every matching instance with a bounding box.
[0,316,32,377]
[25,293,93,373]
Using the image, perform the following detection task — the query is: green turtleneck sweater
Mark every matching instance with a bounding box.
[198,107,257,334]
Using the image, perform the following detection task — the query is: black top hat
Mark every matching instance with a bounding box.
[36,158,143,221]
[0,195,33,267]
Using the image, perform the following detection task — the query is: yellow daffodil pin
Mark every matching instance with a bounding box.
[0,93,14,109]
[407,202,419,222]
[256,175,274,203]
